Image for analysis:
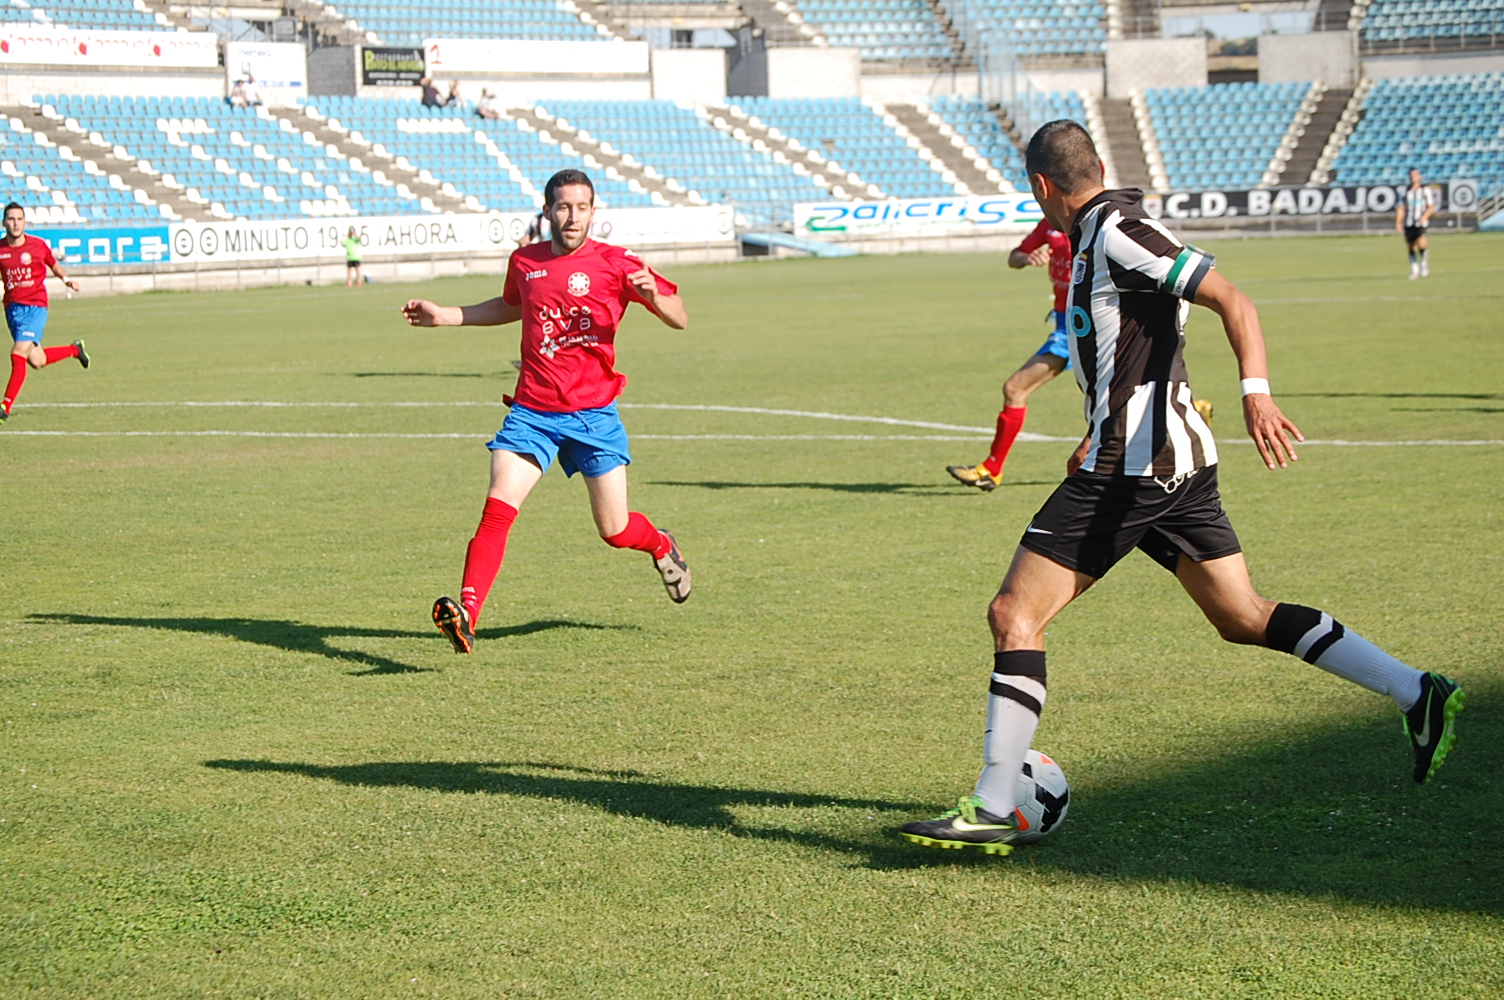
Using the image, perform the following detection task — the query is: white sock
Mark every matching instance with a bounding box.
[973,674,1046,817]
[1267,604,1424,711]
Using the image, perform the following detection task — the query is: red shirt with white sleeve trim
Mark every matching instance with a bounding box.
[0,235,56,308]
[501,238,678,413]
[1015,219,1071,313]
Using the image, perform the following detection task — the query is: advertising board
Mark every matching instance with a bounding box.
[0,26,218,68]
[361,46,425,86]
[1144,182,1473,220]
[225,42,308,105]
[31,225,171,265]
[422,38,649,76]
[794,194,1043,237]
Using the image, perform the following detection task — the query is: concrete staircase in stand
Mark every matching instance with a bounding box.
[887,102,1010,193]
[1099,97,1153,189]
[519,104,699,208]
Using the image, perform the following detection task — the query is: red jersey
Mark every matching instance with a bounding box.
[1016,219,1072,312]
[0,235,56,307]
[502,238,678,412]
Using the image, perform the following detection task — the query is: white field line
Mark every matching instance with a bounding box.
[5,401,1501,446]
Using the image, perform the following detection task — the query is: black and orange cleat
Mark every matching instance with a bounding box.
[432,595,474,654]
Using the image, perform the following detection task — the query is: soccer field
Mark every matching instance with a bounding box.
[3,232,1501,998]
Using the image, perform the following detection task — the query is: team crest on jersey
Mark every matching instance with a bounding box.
[567,272,590,296]
[1071,253,1087,284]
[19,251,31,265]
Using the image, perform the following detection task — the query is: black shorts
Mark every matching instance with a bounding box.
[346,259,361,269]
[1018,466,1241,579]
[1403,225,1427,244]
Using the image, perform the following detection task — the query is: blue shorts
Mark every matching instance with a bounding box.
[489,401,631,478]
[1035,309,1071,369]
[6,304,47,344]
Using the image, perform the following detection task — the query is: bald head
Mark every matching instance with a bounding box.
[1025,120,1103,195]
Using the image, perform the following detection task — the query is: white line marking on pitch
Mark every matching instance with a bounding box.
[6,401,1501,447]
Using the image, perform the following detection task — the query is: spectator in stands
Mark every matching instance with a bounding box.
[242,75,264,107]
[1396,167,1437,279]
[229,79,249,109]
[421,77,444,108]
[476,88,501,121]
[446,81,465,110]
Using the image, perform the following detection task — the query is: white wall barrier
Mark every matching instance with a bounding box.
[423,38,650,76]
[36,206,735,268]
[795,194,1043,237]
[0,26,219,68]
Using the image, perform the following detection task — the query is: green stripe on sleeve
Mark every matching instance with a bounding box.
[1162,247,1195,294]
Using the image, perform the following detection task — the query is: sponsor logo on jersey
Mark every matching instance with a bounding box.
[567,272,590,296]
[1071,253,1087,285]
[525,268,548,280]
[19,252,31,266]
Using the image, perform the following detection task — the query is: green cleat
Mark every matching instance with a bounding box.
[1404,672,1465,784]
[73,340,89,369]
[899,794,1017,855]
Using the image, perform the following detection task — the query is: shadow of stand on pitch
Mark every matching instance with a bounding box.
[29,613,630,676]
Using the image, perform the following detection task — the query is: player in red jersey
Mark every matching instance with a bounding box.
[946,218,1073,490]
[402,170,691,654]
[1,202,87,424]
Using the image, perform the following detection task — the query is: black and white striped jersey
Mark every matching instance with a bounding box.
[1401,185,1437,229]
[1065,189,1218,478]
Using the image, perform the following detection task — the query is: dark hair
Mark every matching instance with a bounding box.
[3,202,23,217]
[1024,120,1102,195]
[544,169,594,207]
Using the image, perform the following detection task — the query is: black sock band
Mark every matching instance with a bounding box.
[993,649,1047,680]
[1265,603,1346,663]
[990,650,1046,715]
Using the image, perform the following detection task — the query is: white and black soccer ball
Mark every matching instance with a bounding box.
[1011,749,1070,843]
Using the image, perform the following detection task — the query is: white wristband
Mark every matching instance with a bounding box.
[1240,378,1271,397]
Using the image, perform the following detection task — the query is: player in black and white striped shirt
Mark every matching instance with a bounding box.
[900,121,1466,855]
[1395,168,1437,279]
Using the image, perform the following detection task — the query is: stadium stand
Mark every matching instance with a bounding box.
[732,97,959,197]
[532,99,832,225]
[302,97,655,212]
[331,0,609,44]
[43,94,424,220]
[950,0,1108,57]
[1329,73,1504,195]
[0,117,149,225]
[7,0,172,31]
[791,0,957,62]
[1144,81,1311,190]
[1358,0,1504,49]
[926,96,1025,182]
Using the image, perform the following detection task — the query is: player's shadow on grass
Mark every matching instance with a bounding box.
[206,686,1503,915]
[348,371,491,379]
[650,479,1054,495]
[203,757,924,858]
[29,613,627,677]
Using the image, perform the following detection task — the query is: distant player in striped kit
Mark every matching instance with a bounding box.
[901,122,1465,855]
[0,202,87,424]
[1396,168,1437,279]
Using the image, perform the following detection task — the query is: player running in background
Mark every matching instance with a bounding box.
[947,215,1211,491]
[1396,168,1436,279]
[401,170,691,654]
[1,202,86,424]
[901,122,1465,855]
[946,219,1072,492]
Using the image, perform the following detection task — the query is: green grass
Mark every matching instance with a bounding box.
[2,232,1502,998]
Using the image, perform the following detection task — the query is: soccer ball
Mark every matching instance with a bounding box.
[1011,749,1070,843]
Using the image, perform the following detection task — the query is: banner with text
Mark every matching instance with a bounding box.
[361,46,425,86]
[225,42,307,104]
[1144,181,1475,220]
[0,26,218,68]
[422,37,649,76]
[162,206,734,265]
[795,194,1043,237]
[32,225,171,265]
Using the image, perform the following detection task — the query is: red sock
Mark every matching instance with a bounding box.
[3,354,27,413]
[42,345,77,365]
[982,406,1027,477]
[604,511,671,559]
[459,497,518,627]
